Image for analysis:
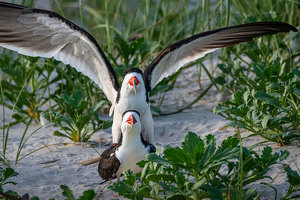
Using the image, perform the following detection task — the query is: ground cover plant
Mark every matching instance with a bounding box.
[43,90,112,142]
[0,0,299,198]
[213,60,300,145]
[109,132,300,200]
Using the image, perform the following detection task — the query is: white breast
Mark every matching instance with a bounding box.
[115,140,148,176]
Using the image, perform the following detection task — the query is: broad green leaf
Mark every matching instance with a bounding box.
[175,171,185,190]
[4,190,19,197]
[163,147,189,167]
[78,190,96,200]
[3,167,18,181]
[60,185,76,200]
[182,132,203,161]
[283,164,300,186]
[123,170,136,186]
[146,153,169,165]
[108,181,135,198]
[213,77,226,85]
[217,63,230,74]
[252,62,266,80]
[254,91,281,107]
[221,136,239,149]
[146,174,175,182]
[292,68,300,78]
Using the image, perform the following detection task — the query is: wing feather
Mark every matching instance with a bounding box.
[144,22,297,91]
[0,2,120,102]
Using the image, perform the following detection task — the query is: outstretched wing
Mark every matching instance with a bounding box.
[0,2,120,102]
[143,21,297,91]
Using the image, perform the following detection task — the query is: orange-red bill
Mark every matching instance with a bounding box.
[128,76,140,88]
[126,114,137,127]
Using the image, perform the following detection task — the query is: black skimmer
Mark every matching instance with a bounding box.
[98,110,156,180]
[0,2,297,144]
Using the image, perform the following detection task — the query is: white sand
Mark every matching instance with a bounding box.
[1,60,299,199]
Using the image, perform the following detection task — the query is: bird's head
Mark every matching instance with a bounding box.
[121,110,141,134]
[122,69,144,95]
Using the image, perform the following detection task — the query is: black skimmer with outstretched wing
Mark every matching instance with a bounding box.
[98,110,156,180]
[0,2,297,144]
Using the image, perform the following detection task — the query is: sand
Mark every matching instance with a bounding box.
[1,60,299,200]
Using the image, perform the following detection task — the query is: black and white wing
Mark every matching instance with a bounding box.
[98,145,120,181]
[0,2,120,102]
[143,22,297,91]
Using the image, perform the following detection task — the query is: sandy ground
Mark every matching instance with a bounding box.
[1,61,300,199]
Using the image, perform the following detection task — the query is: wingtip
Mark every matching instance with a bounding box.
[277,21,298,32]
[0,2,27,9]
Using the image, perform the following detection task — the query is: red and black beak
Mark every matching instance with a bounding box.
[126,114,137,127]
[128,76,140,91]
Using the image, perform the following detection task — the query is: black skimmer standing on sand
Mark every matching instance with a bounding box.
[98,110,156,180]
[0,2,297,144]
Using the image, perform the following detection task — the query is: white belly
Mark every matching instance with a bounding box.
[115,142,148,177]
[112,92,154,143]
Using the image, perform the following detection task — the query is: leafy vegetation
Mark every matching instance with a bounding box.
[214,60,300,145]
[0,0,299,198]
[44,90,112,142]
[109,132,300,200]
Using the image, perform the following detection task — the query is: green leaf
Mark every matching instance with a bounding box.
[283,164,300,186]
[213,77,226,85]
[163,147,188,167]
[262,115,271,129]
[146,153,169,165]
[227,121,246,129]
[221,136,239,149]
[261,146,273,160]
[191,178,206,190]
[4,190,19,197]
[78,190,96,200]
[108,181,135,198]
[60,185,76,200]
[254,91,281,107]
[70,90,84,108]
[146,174,175,182]
[292,68,300,78]
[53,131,70,139]
[252,62,266,80]
[167,195,188,200]
[242,188,257,200]
[182,132,203,161]
[175,170,186,190]
[217,64,230,74]
[279,150,290,161]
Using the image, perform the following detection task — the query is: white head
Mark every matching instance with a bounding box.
[121,110,141,135]
[122,70,145,95]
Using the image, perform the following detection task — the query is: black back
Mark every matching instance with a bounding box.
[98,135,122,181]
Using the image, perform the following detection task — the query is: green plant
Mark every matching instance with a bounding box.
[108,132,292,199]
[0,166,18,189]
[44,90,112,142]
[214,59,300,145]
[0,54,54,127]
[280,165,300,200]
[59,185,96,200]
